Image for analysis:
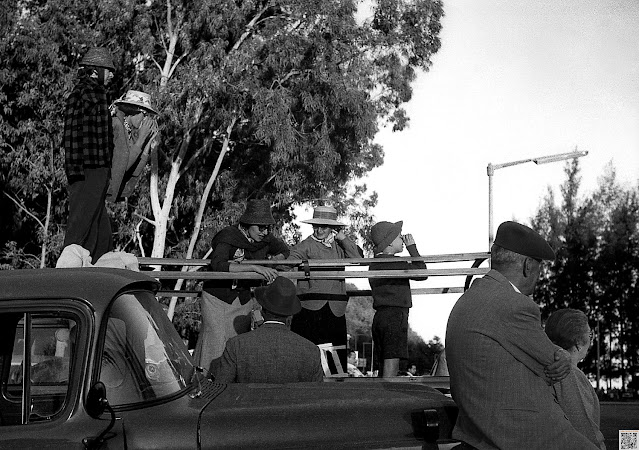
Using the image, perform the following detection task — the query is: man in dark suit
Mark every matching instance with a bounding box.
[446,221,598,449]
[215,277,324,383]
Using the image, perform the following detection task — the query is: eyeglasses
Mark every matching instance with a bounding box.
[312,224,333,230]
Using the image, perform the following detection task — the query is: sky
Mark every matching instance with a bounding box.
[356,0,639,343]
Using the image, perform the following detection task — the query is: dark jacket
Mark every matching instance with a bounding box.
[368,244,427,309]
[202,225,290,304]
[63,75,113,183]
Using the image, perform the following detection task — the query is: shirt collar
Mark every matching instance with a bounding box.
[263,320,286,325]
[238,224,254,243]
[509,281,521,294]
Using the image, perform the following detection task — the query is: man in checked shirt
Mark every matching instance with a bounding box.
[62,47,116,263]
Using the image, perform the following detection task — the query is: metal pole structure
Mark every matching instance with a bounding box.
[487,150,588,250]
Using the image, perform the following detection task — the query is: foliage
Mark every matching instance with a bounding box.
[1,0,444,269]
[531,160,639,390]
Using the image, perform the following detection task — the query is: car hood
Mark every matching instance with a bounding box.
[198,380,456,449]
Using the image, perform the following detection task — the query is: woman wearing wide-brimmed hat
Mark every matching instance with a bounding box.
[287,205,362,373]
[195,199,290,375]
[107,90,159,202]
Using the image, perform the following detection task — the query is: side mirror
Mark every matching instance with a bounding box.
[86,381,108,419]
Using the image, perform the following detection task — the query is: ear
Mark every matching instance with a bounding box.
[522,257,535,278]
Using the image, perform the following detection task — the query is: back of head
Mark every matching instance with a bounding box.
[545,308,590,350]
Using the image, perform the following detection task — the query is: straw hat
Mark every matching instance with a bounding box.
[114,90,158,115]
[79,47,115,71]
[301,205,345,227]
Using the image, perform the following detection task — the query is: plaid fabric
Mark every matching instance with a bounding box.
[63,76,113,182]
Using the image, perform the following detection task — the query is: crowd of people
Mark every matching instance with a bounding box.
[59,47,606,450]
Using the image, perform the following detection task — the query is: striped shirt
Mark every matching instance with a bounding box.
[63,76,113,182]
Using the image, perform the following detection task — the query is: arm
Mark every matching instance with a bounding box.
[127,117,158,168]
[497,295,567,382]
[404,234,428,280]
[334,230,361,258]
[63,93,85,180]
[214,345,237,383]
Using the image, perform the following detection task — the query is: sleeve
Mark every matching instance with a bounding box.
[337,236,361,258]
[209,242,233,272]
[63,93,85,177]
[288,240,309,260]
[214,345,237,383]
[406,244,428,280]
[267,236,290,258]
[496,296,557,379]
[311,348,325,382]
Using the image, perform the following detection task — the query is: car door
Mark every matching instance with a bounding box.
[0,300,125,449]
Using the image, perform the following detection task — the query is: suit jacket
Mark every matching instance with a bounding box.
[215,322,324,383]
[445,269,598,450]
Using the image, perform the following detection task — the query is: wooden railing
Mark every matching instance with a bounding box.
[138,252,490,298]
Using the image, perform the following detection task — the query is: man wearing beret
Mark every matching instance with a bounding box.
[445,221,598,449]
[215,277,324,383]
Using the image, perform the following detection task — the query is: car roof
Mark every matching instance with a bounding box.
[0,267,160,311]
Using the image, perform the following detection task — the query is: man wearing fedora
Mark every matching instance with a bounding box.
[195,199,290,375]
[107,90,159,202]
[287,205,362,373]
[445,221,598,449]
[215,276,324,383]
[63,46,116,263]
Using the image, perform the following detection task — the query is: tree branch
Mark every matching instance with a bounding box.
[2,190,45,229]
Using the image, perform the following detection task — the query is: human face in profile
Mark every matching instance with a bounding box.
[247,224,270,242]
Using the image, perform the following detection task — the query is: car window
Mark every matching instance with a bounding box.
[0,313,77,426]
[100,291,194,406]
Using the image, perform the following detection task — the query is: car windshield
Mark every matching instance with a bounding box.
[99,291,195,406]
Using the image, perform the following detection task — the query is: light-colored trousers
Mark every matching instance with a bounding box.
[193,291,258,375]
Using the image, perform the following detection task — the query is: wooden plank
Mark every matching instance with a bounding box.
[143,267,488,280]
[155,287,467,298]
[138,252,490,268]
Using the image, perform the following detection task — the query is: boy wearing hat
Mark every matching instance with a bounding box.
[215,276,324,383]
[62,47,116,263]
[445,221,598,450]
[195,199,290,375]
[369,221,427,378]
[107,90,159,202]
[287,205,362,373]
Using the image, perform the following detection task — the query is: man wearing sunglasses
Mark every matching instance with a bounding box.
[196,199,290,377]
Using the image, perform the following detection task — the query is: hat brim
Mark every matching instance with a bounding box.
[301,218,346,226]
[255,286,302,316]
[373,221,403,254]
[114,100,158,115]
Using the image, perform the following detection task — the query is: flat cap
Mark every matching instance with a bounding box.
[494,221,555,260]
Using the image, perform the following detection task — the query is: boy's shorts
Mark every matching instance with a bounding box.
[372,306,409,360]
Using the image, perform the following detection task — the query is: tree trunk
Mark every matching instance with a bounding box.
[166,118,236,320]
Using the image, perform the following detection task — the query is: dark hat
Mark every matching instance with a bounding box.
[239,199,276,225]
[80,47,116,71]
[114,90,158,115]
[494,221,555,260]
[255,277,301,316]
[371,221,403,254]
[301,205,345,226]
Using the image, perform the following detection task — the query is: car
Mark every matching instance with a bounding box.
[0,267,458,449]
